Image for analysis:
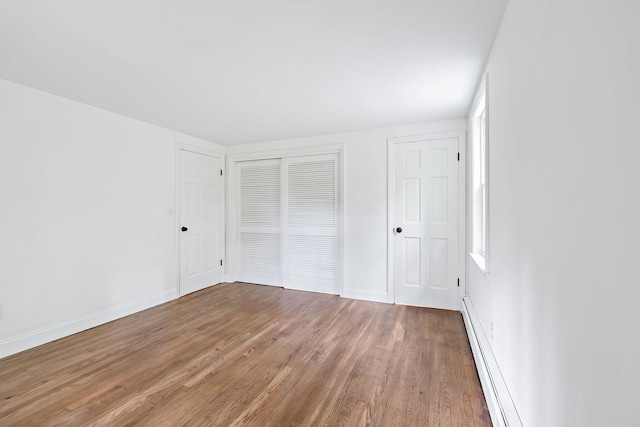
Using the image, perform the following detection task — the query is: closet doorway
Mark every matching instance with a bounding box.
[230,148,343,295]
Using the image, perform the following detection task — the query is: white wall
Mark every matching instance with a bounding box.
[0,76,463,358]
[468,0,640,426]
[0,78,223,358]
[227,119,466,302]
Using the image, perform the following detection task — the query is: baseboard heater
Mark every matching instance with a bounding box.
[461,296,523,427]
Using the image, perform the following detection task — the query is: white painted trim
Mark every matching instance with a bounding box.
[226,154,238,283]
[176,141,225,158]
[387,131,467,307]
[227,144,344,163]
[226,144,345,295]
[386,138,395,303]
[0,290,177,360]
[457,133,467,308]
[462,296,523,427]
[175,142,226,296]
[468,74,490,278]
[337,145,346,298]
[341,288,389,303]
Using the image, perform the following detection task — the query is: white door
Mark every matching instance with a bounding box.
[283,154,339,294]
[393,137,459,309]
[179,149,223,296]
[236,159,282,286]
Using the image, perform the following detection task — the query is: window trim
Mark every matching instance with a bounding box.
[470,75,489,274]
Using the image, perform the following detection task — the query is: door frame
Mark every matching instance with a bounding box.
[387,131,467,307]
[226,144,345,294]
[175,142,226,296]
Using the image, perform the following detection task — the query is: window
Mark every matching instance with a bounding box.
[471,75,489,273]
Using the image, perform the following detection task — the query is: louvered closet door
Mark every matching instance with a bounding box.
[237,159,282,286]
[283,154,339,294]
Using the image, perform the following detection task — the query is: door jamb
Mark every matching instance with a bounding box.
[175,142,226,296]
[386,131,467,308]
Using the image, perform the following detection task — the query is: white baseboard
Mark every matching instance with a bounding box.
[461,296,523,427]
[341,288,389,303]
[0,290,178,360]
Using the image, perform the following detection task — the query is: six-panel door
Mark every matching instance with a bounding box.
[179,149,223,295]
[394,137,459,309]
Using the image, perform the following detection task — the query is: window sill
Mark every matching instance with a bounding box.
[470,252,488,275]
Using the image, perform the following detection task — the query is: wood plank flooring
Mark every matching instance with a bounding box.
[0,282,491,426]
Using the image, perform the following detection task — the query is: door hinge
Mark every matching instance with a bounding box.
[457,278,460,287]
[220,169,223,176]
[457,152,460,161]
[220,259,223,266]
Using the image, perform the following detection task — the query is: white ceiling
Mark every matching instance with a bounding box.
[0,0,507,145]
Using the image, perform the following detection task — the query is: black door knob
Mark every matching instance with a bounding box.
[395,227,402,233]
[181,226,188,232]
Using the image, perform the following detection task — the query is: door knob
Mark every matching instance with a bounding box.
[395,227,402,233]
[181,226,188,232]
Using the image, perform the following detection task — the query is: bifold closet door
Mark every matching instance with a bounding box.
[236,159,282,286]
[283,154,339,294]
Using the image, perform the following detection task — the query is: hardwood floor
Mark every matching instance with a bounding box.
[0,282,491,426]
